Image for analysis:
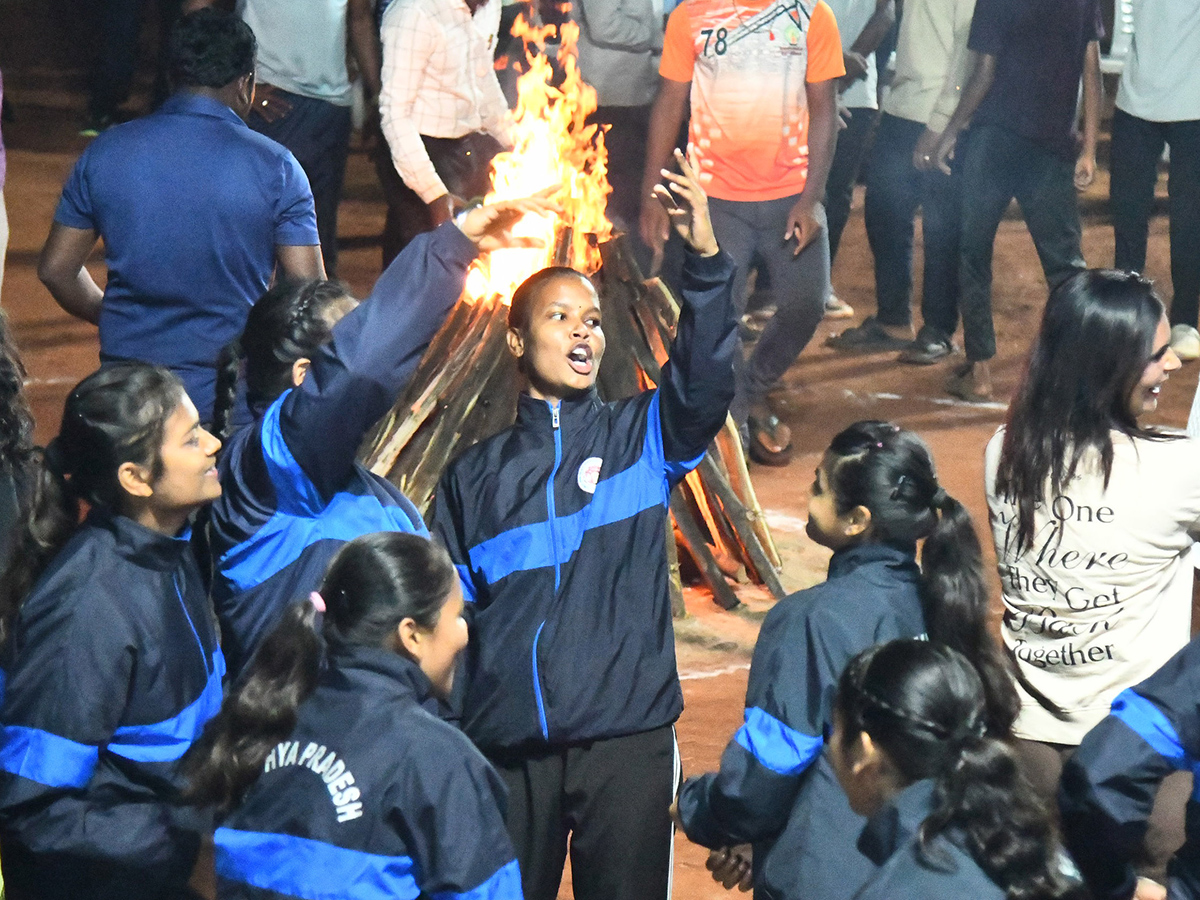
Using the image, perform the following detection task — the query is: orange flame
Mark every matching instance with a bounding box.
[463,16,613,305]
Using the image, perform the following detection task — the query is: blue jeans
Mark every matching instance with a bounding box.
[1110,108,1200,327]
[708,194,830,425]
[958,124,1085,361]
[864,113,963,338]
[249,89,352,276]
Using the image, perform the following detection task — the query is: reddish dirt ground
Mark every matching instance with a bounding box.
[0,15,1188,898]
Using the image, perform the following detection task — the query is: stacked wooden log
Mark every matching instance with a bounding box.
[360,233,785,612]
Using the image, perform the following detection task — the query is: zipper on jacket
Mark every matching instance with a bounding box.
[531,620,550,740]
[530,399,562,742]
[173,573,213,676]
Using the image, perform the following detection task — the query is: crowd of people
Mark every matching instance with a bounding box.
[0,0,1199,899]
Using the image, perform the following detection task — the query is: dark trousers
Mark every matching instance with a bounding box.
[490,725,679,900]
[1111,108,1200,327]
[958,124,1085,361]
[825,106,879,262]
[708,194,830,424]
[1016,738,1188,885]
[590,104,652,236]
[249,89,352,276]
[864,113,963,337]
[372,131,502,268]
[88,0,181,118]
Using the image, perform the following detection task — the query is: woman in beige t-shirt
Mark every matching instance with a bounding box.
[986,270,1200,874]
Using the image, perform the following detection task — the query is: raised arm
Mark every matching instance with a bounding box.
[649,151,736,468]
[279,194,559,499]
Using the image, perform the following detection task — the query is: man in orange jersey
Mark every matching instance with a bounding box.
[640,0,844,466]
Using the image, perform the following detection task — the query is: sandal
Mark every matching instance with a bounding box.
[944,368,993,403]
[825,316,912,353]
[747,413,793,467]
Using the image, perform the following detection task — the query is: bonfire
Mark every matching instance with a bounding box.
[361,18,782,611]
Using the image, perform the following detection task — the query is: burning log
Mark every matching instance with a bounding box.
[358,16,784,612]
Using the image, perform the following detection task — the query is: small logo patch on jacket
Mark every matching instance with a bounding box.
[577,457,603,494]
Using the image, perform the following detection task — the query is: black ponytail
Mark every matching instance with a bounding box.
[1,362,182,644]
[185,531,457,812]
[825,421,1020,733]
[836,641,1084,900]
[211,278,356,443]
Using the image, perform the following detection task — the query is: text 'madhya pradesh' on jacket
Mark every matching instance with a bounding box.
[214,645,523,900]
[677,542,927,900]
[0,508,224,897]
[431,247,737,753]
[1060,633,1200,900]
[204,224,478,675]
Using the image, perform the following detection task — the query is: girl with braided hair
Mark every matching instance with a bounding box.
[674,420,1018,900]
[830,639,1084,899]
[201,193,557,674]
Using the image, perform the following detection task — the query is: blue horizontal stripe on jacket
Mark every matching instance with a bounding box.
[734,706,824,776]
[1110,688,1191,768]
[467,393,677,587]
[108,650,226,763]
[0,725,100,789]
[221,395,425,593]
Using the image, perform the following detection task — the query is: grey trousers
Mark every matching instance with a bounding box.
[708,194,830,425]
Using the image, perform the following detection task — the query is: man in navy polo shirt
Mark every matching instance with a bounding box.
[38,9,323,423]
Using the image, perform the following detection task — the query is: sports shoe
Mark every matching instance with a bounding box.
[898,326,955,365]
[79,112,114,138]
[824,293,855,319]
[1170,324,1200,362]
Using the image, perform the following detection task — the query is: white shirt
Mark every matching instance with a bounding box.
[573,0,665,108]
[985,428,1200,745]
[1116,0,1200,123]
[239,0,353,105]
[825,0,878,111]
[380,0,513,203]
[881,0,975,132]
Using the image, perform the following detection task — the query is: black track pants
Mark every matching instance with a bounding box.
[490,725,681,900]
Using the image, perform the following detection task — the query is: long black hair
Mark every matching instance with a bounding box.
[824,421,1019,733]
[0,363,183,644]
[185,531,457,812]
[211,277,354,443]
[835,641,1084,900]
[996,269,1173,553]
[0,312,74,646]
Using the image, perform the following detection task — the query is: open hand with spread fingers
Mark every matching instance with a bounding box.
[458,185,564,253]
[652,148,720,258]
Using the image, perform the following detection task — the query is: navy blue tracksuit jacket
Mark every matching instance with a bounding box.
[206,223,477,673]
[0,510,224,898]
[215,646,522,900]
[852,779,1007,900]
[1060,634,1200,900]
[678,543,927,900]
[430,248,738,753]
